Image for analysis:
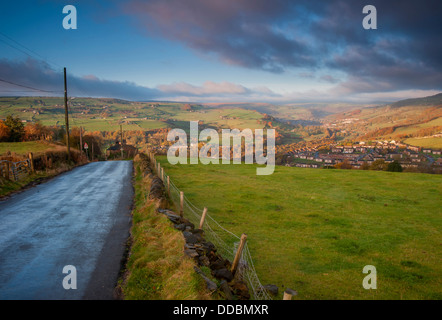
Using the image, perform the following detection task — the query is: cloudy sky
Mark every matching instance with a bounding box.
[0,0,441,103]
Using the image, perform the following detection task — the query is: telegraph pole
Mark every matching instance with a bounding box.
[79,126,83,158]
[64,67,70,161]
[120,124,124,159]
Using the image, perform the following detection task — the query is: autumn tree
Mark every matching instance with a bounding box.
[335,160,352,169]
[369,159,388,171]
[4,115,25,142]
[0,120,11,142]
[24,122,49,141]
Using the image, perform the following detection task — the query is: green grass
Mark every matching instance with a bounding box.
[0,171,52,197]
[119,160,210,300]
[404,137,442,149]
[0,141,62,155]
[0,97,268,132]
[157,156,442,299]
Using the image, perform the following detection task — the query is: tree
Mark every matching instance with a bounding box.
[4,115,25,142]
[387,160,403,172]
[0,120,11,142]
[360,162,370,170]
[335,160,352,169]
[24,121,49,141]
[369,159,388,171]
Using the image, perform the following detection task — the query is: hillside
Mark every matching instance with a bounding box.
[0,96,275,131]
[1,94,441,149]
[324,93,442,147]
[390,93,442,108]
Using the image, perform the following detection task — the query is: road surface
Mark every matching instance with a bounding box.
[0,161,133,300]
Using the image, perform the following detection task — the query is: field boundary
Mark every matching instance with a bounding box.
[0,159,32,181]
[148,152,273,300]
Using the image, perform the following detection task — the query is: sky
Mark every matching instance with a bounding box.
[0,0,441,104]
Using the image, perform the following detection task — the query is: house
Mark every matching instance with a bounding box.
[106,139,138,158]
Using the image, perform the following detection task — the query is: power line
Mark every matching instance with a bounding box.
[0,31,63,70]
[0,78,62,93]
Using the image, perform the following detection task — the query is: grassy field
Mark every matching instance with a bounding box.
[0,141,83,197]
[157,156,442,299]
[0,141,64,156]
[0,97,267,132]
[404,137,442,149]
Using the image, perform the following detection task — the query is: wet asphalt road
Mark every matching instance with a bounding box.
[0,161,133,300]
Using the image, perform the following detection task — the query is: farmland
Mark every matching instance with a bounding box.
[0,141,63,156]
[0,97,268,132]
[157,156,442,299]
[403,137,442,149]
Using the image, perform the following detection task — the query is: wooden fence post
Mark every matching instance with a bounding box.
[161,167,164,181]
[158,163,161,176]
[199,207,208,229]
[5,161,10,180]
[28,152,35,173]
[179,191,184,217]
[231,233,247,275]
[167,175,170,196]
[283,289,297,300]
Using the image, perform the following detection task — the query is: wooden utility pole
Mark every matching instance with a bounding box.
[120,124,124,159]
[79,126,83,157]
[64,67,70,161]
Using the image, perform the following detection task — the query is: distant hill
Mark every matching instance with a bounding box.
[2,94,441,148]
[323,93,442,147]
[390,93,442,108]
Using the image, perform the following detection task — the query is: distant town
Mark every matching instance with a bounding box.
[281,140,442,173]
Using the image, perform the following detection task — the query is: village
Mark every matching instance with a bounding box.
[283,140,442,173]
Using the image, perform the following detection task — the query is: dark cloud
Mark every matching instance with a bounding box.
[124,0,315,73]
[0,58,161,100]
[0,58,280,102]
[123,0,442,93]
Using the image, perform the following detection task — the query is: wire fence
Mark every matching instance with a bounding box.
[154,157,272,300]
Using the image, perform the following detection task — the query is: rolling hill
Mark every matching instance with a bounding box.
[323,93,442,147]
[1,93,441,149]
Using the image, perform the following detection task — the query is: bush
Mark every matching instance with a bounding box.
[387,161,403,172]
[3,115,24,142]
[370,159,388,171]
[33,149,83,170]
[335,160,352,170]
